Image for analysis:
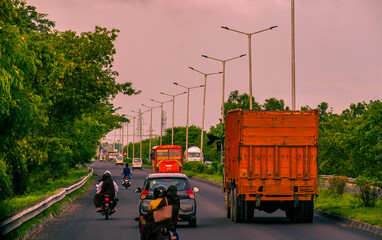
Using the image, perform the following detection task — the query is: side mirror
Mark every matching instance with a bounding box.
[134,188,142,193]
[192,187,200,193]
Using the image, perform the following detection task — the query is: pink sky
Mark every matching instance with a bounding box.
[28,0,382,140]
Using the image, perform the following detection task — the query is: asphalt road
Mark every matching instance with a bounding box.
[31,161,379,240]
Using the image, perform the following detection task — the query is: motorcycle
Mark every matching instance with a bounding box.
[122,176,131,189]
[160,228,179,240]
[100,195,118,219]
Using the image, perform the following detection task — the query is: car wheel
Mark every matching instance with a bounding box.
[189,218,197,228]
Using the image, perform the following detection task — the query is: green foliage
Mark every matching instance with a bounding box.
[319,100,382,178]
[263,97,289,110]
[315,188,382,227]
[0,1,139,200]
[354,176,381,207]
[327,176,348,196]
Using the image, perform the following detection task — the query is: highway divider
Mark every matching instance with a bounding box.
[0,168,93,236]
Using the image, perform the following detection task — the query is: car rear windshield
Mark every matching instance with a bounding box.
[134,159,141,163]
[145,178,190,192]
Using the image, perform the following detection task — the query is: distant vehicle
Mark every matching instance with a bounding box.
[115,156,124,166]
[132,158,143,170]
[150,145,183,173]
[134,173,199,227]
[185,146,203,162]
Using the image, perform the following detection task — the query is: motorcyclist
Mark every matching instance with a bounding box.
[140,185,180,240]
[121,163,132,180]
[94,170,119,212]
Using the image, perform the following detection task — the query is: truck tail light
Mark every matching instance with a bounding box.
[141,189,149,199]
[186,189,194,199]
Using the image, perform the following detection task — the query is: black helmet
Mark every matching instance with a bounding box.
[153,185,167,199]
[102,170,111,180]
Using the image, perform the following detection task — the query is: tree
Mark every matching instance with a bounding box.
[263,97,289,110]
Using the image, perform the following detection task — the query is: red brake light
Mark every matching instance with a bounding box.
[105,197,110,201]
[186,189,194,199]
[141,189,148,199]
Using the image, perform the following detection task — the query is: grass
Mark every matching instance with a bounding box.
[0,168,90,221]
[4,174,95,240]
[315,188,382,227]
[183,170,223,183]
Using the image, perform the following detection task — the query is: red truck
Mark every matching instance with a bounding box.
[224,109,319,223]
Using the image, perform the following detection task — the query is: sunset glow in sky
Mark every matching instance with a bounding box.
[29,0,382,139]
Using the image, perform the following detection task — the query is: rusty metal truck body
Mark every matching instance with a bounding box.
[224,109,319,223]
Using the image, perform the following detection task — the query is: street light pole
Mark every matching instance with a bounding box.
[132,109,150,160]
[173,82,204,161]
[160,91,187,145]
[291,0,296,110]
[125,114,137,159]
[150,99,172,146]
[142,103,160,157]
[189,67,222,161]
[201,54,246,125]
[201,54,246,163]
[221,25,278,110]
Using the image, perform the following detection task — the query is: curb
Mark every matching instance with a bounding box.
[188,175,382,237]
[316,210,382,237]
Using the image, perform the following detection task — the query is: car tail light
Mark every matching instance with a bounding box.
[105,197,110,202]
[186,189,194,199]
[141,189,148,199]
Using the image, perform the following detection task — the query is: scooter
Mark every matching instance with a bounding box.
[122,176,131,189]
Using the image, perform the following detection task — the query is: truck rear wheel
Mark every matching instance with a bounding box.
[225,191,231,218]
[244,201,254,223]
[232,187,243,223]
[302,200,314,223]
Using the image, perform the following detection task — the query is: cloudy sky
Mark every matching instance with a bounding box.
[28,0,382,140]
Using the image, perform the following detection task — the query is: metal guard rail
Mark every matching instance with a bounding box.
[0,169,93,236]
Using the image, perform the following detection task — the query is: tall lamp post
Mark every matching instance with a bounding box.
[125,114,137,159]
[189,66,222,161]
[173,82,204,161]
[142,103,161,157]
[160,91,187,145]
[150,99,173,146]
[132,109,150,160]
[221,25,278,110]
[201,53,246,163]
[291,0,296,110]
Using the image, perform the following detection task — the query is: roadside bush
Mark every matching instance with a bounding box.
[355,176,381,207]
[328,176,348,195]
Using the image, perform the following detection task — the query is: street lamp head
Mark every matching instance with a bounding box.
[150,99,154,101]
[173,82,178,85]
[270,25,278,30]
[160,92,164,95]
[201,55,208,58]
[200,85,204,87]
[221,26,229,30]
[240,54,246,57]
[189,66,194,70]
[219,71,223,74]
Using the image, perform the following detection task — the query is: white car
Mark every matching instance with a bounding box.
[132,158,142,170]
[116,156,124,166]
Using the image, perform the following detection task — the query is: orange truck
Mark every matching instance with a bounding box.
[150,145,183,173]
[224,109,319,223]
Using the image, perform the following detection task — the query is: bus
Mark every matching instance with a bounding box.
[150,145,183,173]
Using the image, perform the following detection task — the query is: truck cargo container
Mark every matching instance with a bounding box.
[224,109,319,223]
